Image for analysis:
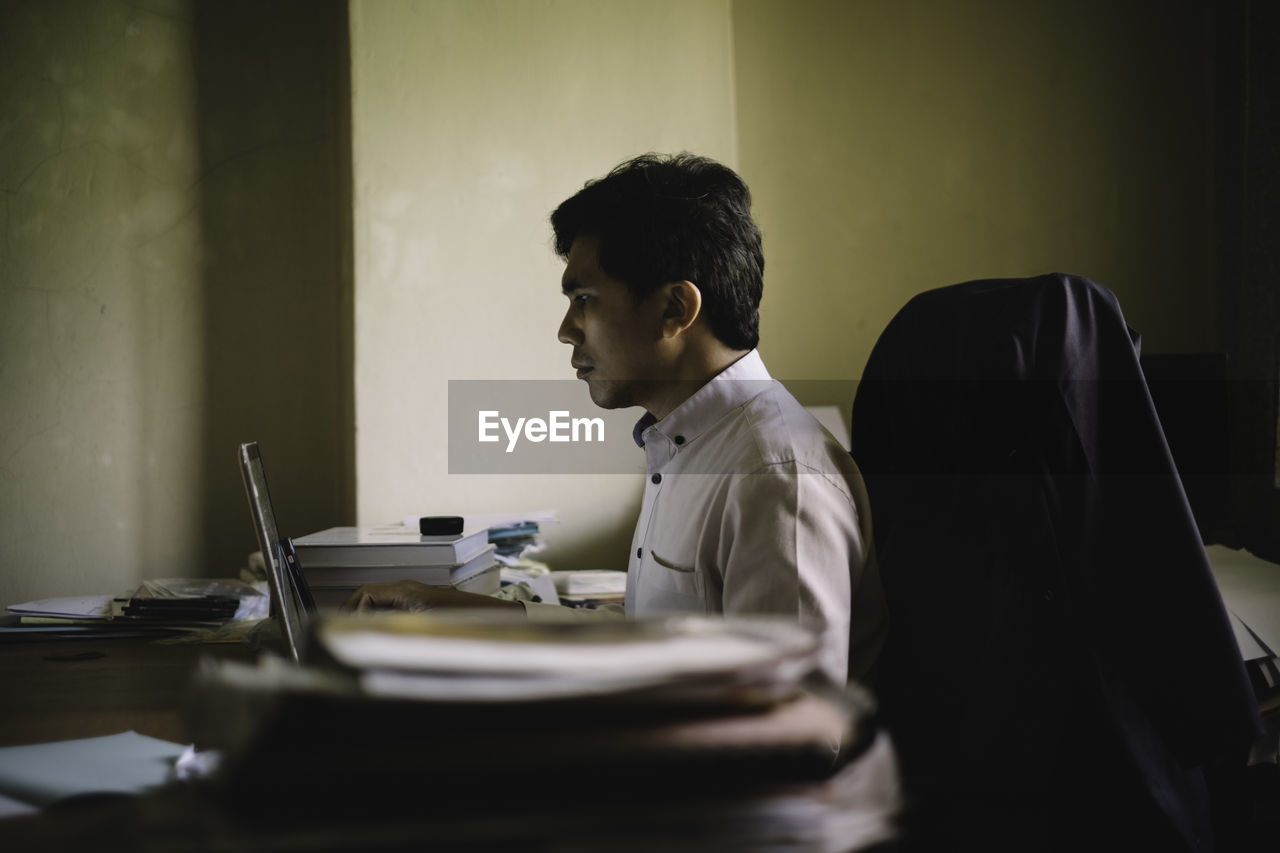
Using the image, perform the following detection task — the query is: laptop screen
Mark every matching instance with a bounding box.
[239,441,313,663]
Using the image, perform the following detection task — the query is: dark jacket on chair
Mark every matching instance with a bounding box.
[850,274,1263,851]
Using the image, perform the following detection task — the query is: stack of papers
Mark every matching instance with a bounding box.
[185,611,900,851]
[1206,545,1280,708]
[312,611,817,705]
[4,579,267,639]
[549,569,626,608]
[6,595,116,621]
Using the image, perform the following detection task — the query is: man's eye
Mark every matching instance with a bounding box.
[573,293,589,306]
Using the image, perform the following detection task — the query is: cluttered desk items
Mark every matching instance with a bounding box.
[0,609,899,852]
[0,444,900,851]
[238,441,562,649]
[286,518,567,610]
[179,610,898,852]
[240,441,520,621]
[278,479,569,610]
[4,578,267,642]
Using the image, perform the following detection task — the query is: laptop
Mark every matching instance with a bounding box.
[239,441,316,663]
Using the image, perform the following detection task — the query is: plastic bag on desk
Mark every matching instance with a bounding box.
[135,578,261,599]
[131,578,269,621]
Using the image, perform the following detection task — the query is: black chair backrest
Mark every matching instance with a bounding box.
[850,274,1262,847]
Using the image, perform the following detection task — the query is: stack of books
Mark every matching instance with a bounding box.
[184,612,901,851]
[290,525,499,609]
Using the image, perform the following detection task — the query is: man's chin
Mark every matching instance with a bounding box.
[586,380,630,410]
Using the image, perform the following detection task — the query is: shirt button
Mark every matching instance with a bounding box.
[651,473,662,484]
[636,548,643,559]
[674,435,685,446]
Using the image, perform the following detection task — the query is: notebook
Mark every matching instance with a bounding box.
[239,441,316,663]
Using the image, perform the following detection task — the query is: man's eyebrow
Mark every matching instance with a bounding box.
[561,278,583,295]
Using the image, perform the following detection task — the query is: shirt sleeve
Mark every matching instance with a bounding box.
[714,461,865,685]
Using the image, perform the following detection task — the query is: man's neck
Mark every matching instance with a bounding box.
[644,345,751,420]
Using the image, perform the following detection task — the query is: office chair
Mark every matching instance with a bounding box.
[849,274,1265,851]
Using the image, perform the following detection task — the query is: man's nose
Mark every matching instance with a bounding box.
[557,309,581,346]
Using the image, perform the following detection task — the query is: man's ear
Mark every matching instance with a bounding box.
[659,280,702,339]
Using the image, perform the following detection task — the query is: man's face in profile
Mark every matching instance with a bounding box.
[558,235,664,411]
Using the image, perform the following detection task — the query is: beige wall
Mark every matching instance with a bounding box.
[735,0,1217,400]
[351,0,1221,570]
[2,0,202,605]
[0,0,351,605]
[2,0,1227,603]
[349,0,737,569]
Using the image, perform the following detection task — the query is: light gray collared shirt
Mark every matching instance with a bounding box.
[624,350,885,684]
[524,350,886,685]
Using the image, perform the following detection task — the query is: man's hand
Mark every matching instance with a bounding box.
[340,580,524,614]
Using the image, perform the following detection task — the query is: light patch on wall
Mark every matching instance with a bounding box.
[0,0,208,605]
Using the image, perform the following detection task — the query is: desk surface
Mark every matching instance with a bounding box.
[0,636,255,748]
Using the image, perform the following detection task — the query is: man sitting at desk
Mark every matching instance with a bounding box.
[345,153,886,686]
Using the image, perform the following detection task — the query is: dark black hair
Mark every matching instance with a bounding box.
[550,153,763,351]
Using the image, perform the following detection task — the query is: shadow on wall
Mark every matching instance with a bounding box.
[1216,0,1280,560]
[191,0,353,573]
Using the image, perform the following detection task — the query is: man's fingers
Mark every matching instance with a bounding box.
[340,587,381,612]
[335,581,519,615]
[339,582,421,613]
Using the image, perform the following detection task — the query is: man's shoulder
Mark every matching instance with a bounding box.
[725,383,855,477]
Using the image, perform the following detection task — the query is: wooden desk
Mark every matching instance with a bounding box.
[0,636,255,748]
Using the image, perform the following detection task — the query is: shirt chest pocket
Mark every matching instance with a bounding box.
[636,505,707,614]
[637,548,706,613]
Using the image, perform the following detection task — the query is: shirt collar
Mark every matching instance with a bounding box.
[632,349,774,452]
[631,411,658,447]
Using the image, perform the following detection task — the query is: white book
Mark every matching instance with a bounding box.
[302,546,498,588]
[307,563,501,611]
[292,525,491,568]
